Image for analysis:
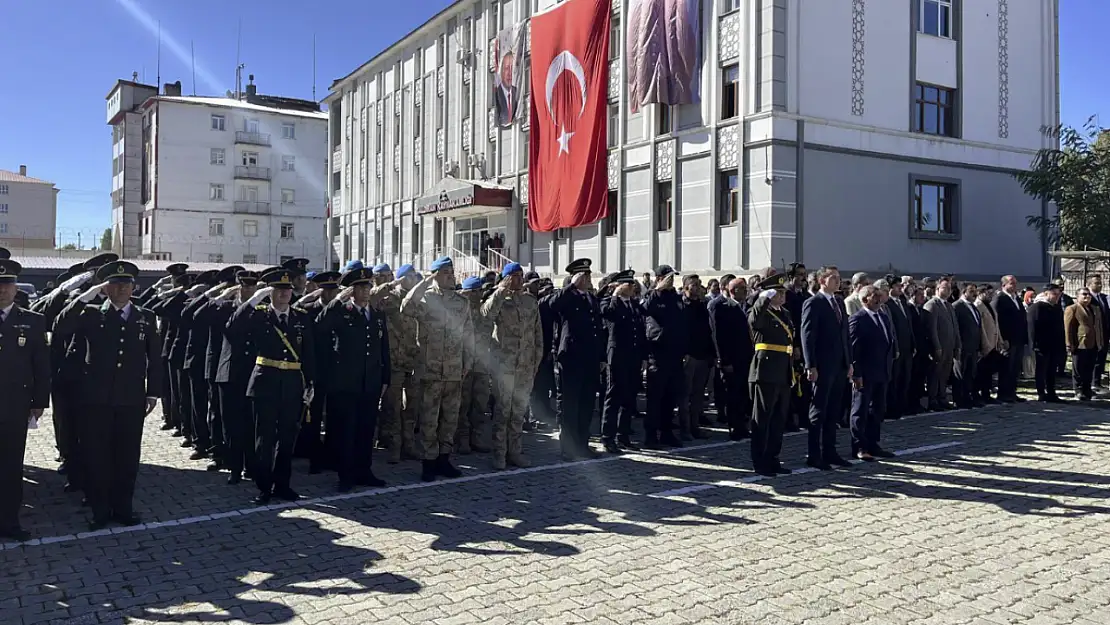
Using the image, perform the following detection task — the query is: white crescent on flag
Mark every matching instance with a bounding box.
[544,50,589,155]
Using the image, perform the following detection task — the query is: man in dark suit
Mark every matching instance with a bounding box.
[1086,275,1110,390]
[599,270,647,453]
[0,259,51,541]
[1028,284,1066,402]
[640,265,688,449]
[53,261,162,531]
[211,271,261,484]
[991,275,1028,403]
[709,276,755,441]
[848,285,896,461]
[952,283,984,409]
[800,266,852,470]
[879,278,913,420]
[923,278,961,411]
[494,50,520,126]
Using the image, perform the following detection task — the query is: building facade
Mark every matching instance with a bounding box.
[0,165,58,252]
[108,79,330,267]
[326,0,1058,280]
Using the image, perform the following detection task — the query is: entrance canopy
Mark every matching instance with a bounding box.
[416,177,513,218]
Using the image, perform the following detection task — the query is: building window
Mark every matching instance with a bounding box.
[608,104,620,147]
[461,82,471,119]
[242,151,259,166]
[920,0,953,38]
[209,218,225,237]
[0,184,7,194]
[604,190,618,236]
[913,180,958,238]
[243,220,258,237]
[246,119,260,133]
[655,182,673,232]
[282,155,296,171]
[242,253,258,264]
[0,204,7,214]
[280,222,295,239]
[281,188,295,204]
[609,18,621,60]
[554,227,570,240]
[718,172,740,225]
[208,253,224,263]
[913,83,956,137]
[0,223,6,235]
[211,114,225,131]
[721,65,740,120]
[657,104,671,135]
[721,0,741,13]
[209,184,225,200]
[210,148,225,165]
[281,122,296,139]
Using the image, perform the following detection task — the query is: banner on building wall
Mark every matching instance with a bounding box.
[626,0,702,114]
[492,23,528,127]
[527,0,611,232]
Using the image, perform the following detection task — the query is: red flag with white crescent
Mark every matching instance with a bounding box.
[527,0,610,233]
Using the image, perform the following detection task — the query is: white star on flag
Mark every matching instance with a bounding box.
[557,124,575,155]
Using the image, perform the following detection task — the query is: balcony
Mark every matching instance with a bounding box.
[332,145,342,172]
[235,131,271,146]
[234,165,271,180]
[234,201,271,214]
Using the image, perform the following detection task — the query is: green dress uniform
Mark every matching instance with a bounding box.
[747,274,795,475]
[0,260,51,540]
[53,261,163,529]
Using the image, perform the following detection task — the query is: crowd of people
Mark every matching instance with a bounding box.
[0,242,1106,542]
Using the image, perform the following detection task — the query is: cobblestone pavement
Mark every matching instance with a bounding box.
[3,390,1110,625]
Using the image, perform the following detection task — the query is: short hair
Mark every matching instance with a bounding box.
[851,272,870,287]
[937,277,951,286]
[817,265,839,281]
[858,285,878,302]
[682,274,700,289]
[1088,274,1103,285]
[1078,287,1092,296]
[962,283,977,295]
[901,275,914,284]
[978,283,993,291]
[873,279,891,291]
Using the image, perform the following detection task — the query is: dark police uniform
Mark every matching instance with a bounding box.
[748,274,795,475]
[293,271,341,471]
[641,266,688,448]
[212,271,261,483]
[708,291,755,440]
[598,270,646,452]
[152,283,196,445]
[226,269,316,503]
[182,270,220,459]
[0,259,51,540]
[53,261,163,529]
[314,268,389,491]
[545,259,604,459]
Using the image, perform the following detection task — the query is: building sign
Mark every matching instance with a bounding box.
[416,180,513,216]
[418,189,475,215]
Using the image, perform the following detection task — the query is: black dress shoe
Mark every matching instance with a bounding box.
[872,447,896,459]
[755,466,777,477]
[659,435,683,448]
[602,440,623,454]
[57,462,68,475]
[436,455,462,478]
[0,526,30,542]
[189,450,209,461]
[273,488,300,502]
[80,497,90,507]
[337,481,354,493]
[206,462,223,472]
[616,437,640,451]
[88,518,111,532]
[578,447,602,459]
[642,439,665,451]
[806,459,832,471]
[826,455,854,468]
[180,439,194,449]
[171,429,184,437]
[113,513,142,526]
[421,460,437,482]
[729,430,750,441]
[160,422,175,431]
[63,482,80,493]
[773,464,792,475]
[253,492,272,505]
[227,473,242,485]
[357,474,387,488]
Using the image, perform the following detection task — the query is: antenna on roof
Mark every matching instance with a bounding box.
[312,33,317,102]
[191,40,197,95]
[235,18,242,99]
[156,21,161,90]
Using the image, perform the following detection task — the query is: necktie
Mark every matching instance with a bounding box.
[0,310,6,326]
[363,307,371,322]
[831,297,842,324]
[970,303,980,326]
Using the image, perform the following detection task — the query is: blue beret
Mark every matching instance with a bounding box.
[461,276,483,290]
[430,256,453,272]
[372,263,391,273]
[344,260,364,271]
[395,263,416,280]
[306,271,318,280]
[501,262,523,278]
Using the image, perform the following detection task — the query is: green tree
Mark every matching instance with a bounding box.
[1015,118,1110,250]
[60,243,77,250]
[100,228,113,251]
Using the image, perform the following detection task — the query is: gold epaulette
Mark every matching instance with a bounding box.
[292,306,307,314]
[255,304,269,311]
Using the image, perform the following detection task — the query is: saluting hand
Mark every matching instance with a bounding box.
[337,286,355,302]
[77,282,108,303]
[220,285,241,301]
[571,271,591,291]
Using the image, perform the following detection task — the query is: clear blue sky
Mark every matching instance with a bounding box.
[0,0,1105,248]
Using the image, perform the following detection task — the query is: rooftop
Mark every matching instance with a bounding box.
[145,95,329,120]
[10,256,275,273]
[0,169,54,186]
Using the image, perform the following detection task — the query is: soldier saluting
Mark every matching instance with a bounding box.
[53,261,162,530]
[227,268,316,504]
[0,259,51,541]
[747,271,795,477]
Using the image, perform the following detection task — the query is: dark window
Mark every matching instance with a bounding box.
[721,65,740,120]
[718,172,740,225]
[913,83,956,137]
[608,104,620,147]
[604,190,618,236]
[920,0,953,38]
[657,104,672,135]
[655,182,673,232]
[913,181,958,236]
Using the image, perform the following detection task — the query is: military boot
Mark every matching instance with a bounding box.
[506,453,531,468]
[436,454,462,478]
[387,445,402,464]
[421,460,437,482]
[456,438,472,454]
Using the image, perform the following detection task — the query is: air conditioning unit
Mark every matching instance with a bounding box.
[443,161,458,176]
[456,49,471,65]
[466,154,478,167]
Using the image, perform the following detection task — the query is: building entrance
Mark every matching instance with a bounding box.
[453,214,507,268]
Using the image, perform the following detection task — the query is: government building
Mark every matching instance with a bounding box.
[325,0,1058,280]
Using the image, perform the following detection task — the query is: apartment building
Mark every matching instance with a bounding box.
[0,165,58,252]
[107,77,330,267]
[326,0,1058,279]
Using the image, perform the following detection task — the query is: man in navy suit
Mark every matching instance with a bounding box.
[848,286,897,461]
[800,266,852,470]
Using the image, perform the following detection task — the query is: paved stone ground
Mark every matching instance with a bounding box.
[3,386,1110,625]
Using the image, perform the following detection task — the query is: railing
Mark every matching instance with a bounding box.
[446,246,490,280]
[486,248,514,274]
[235,131,271,146]
[233,200,271,214]
[234,165,271,180]
[331,146,342,172]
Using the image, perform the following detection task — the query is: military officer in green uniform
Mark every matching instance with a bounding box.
[748,271,795,476]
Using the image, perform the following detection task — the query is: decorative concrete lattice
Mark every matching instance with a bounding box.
[717,125,740,170]
[997,0,1009,139]
[436,128,445,158]
[608,151,620,190]
[719,12,742,62]
[655,140,674,181]
[851,0,866,117]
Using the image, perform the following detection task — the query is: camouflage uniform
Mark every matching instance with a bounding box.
[481,287,544,468]
[400,278,473,460]
[372,283,422,462]
[456,290,493,453]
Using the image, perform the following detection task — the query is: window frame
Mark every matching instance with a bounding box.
[718,172,740,226]
[281,122,296,139]
[607,104,620,148]
[211,114,226,131]
[242,253,258,264]
[209,183,225,201]
[281,155,296,172]
[721,64,740,120]
[280,222,295,239]
[919,0,954,39]
[0,184,8,195]
[0,204,7,215]
[208,253,224,263]
[655,182,673,232]
[0,223,7,235]
[210,148,225,165]
[913,82,957,138]
[604,190,619,237]
[281,188,295,204]
[908,174,961,241]
[657,104,672,136]
[208,218,225,237]
[243,219,259,238]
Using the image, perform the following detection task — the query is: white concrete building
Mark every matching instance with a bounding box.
[326,0,1058,280]
[107,78,330,267]
[0,165,58,252]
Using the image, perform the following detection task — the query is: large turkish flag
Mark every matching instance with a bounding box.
[527,0,611,233]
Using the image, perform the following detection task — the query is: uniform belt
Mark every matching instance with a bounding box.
[255,357,301,371]
[755,343,793,355]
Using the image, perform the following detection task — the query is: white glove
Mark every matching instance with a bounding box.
[760,289,777,300]
[303,385,315,405]
[186,283,209,298]
[246,286,273,307]
[202,283,227,299]
[337,286,355,302]
[77,283,107,303]
[220,285,241,301]
[61,270,95,294]
[157,286,183,300]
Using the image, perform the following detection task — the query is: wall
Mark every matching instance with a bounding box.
[0,179,56,249]
[143,208,325,266]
